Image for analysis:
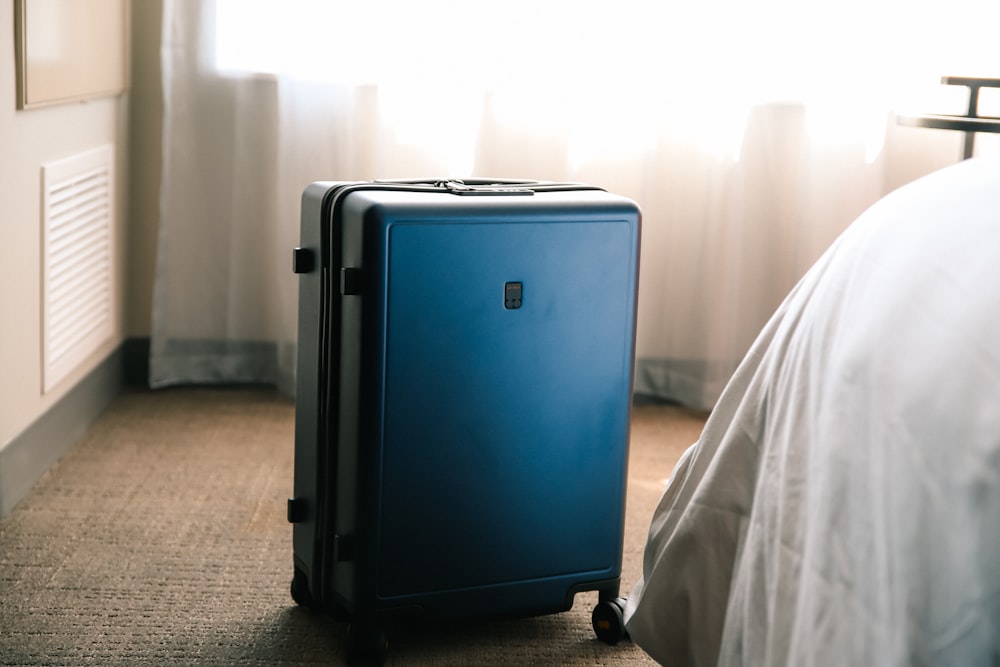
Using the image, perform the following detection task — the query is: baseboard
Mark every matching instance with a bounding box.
[0,342,135,518]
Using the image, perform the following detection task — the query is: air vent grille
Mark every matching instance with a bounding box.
[42,145,115,393]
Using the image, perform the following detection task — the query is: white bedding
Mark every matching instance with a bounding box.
[624,157,1000,666]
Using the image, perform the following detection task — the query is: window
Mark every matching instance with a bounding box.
[214,0,1000,165]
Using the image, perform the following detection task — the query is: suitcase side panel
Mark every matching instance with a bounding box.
[291,183,329,600]
[292,181,362,611]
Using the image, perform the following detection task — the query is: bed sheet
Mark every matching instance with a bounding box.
[624,157,1000,666]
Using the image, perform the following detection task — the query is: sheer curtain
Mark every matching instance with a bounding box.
[152,0,999,408]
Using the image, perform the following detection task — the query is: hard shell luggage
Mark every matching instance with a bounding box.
[288,178,641,663]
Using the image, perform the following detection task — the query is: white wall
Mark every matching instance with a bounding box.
[0,1,129,450]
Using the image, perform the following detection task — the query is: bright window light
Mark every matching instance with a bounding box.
[215,0,1000,164]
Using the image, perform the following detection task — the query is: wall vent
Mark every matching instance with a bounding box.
[41,145,115,394]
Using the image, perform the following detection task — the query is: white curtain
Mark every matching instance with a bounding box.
[152,0,1000,408]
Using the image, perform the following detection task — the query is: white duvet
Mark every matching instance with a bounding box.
[625,157,1000,666]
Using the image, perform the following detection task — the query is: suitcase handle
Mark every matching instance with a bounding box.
[370,178,605,196]
[434,179,535,196]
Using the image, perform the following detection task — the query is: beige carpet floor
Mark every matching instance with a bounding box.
[0,388,706,666]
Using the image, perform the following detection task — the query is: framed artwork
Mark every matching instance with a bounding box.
[14,0,127,110]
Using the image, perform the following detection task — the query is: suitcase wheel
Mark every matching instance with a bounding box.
[592,597,629,645]
[346,622,388,666]
[290,567,314,608]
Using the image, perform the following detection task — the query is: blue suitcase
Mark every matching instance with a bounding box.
[288,179,641,663]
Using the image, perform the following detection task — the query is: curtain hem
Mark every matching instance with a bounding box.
[149,338,296,396]
[634,357,736,412]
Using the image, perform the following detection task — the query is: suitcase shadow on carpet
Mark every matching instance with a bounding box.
[186,603,650,666]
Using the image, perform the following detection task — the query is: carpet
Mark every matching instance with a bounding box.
[0,388,705,666]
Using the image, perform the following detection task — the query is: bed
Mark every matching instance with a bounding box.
[623,157,1000,665]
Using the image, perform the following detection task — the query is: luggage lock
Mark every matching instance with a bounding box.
[504,282,523,309]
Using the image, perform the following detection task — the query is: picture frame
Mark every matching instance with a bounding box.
[14,0,127,110]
